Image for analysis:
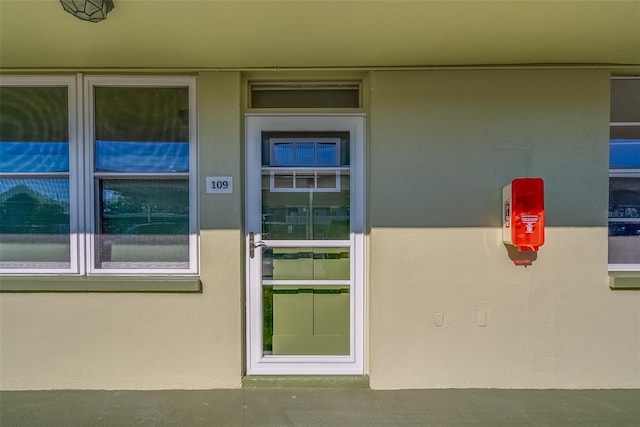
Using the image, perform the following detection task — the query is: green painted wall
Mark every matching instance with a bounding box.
[1,69,639,390]
[367,69,640,388]
[0,72,245,390]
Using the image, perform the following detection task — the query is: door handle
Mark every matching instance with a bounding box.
[249,232,267,259]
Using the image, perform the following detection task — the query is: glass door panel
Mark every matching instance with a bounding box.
[261,133,350,357]
[263,285,350,356]
[261,171,350,240]
[246,115,364,375]
[262,247,350,281]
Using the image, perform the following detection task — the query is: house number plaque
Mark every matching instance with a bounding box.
[206,176,233,194]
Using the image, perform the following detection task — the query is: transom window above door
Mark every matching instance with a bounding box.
[249,81,362,109]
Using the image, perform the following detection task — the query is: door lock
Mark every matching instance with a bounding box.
[249,232,267,259]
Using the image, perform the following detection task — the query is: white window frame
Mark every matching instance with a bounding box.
[245,114,366,375]
[0,75,198,277]
[609,76,640,273]
[267,137,343,193]
[0,75,81,275]
[84,76,199,275]
[268,169,343,193]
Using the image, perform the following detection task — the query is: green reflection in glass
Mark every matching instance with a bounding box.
[0,178,70,264]
[263,285,350,355]
[263,286,274,353]
[0,86,69,143]
[96,178,189,267]
[262,247,350,280]
[94,86,189,143]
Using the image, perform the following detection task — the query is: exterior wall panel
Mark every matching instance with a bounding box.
[367,69,640,389]
[0,72,244,390]
[2,69,639,390]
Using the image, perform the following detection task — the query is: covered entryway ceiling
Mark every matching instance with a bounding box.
[1,0,639,72]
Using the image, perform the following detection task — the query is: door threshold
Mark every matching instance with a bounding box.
[242,375,370,389]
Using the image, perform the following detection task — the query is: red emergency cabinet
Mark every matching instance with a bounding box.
[503,178,545,251]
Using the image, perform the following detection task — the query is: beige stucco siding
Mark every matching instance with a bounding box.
[367,70,640,389]
[0,72,244,390]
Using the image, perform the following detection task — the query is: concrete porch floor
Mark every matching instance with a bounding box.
[1,388,639,426]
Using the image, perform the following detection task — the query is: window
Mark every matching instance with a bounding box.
[609,77,640,271]
[249,82,361,109]
[0,76,197,278]
[0,77,78,272]
[267,137,343,192]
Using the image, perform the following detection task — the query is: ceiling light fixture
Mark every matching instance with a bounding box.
[60,0,114,23]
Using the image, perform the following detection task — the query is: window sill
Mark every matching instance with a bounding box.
[0,276,202,293]
[609,271,640,290]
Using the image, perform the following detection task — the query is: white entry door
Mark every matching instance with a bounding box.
[245,115,365,375]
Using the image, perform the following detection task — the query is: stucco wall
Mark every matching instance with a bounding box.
[0,72,244,390]
[2,69,639,390]
[367,69,640,389]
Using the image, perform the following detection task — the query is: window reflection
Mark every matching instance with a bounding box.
[609,78,640,266]
[262,247,350,280]
[270,139,339,167]
[94,86,189,173]
[261,177,350,240]
[262,285,350,355]
[95,140,189,173]
[0,178,70,264]
[92,85,193,270]
[609,177,640,264]
[0,86,68,142]
[0,142,69,173]
[96,179,189,268]
[262,132,349,167]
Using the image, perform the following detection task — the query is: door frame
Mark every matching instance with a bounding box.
[244,114,365,375]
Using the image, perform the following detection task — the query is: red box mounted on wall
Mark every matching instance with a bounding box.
[502,178,545,251]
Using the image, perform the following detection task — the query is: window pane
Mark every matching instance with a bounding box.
[0,86,69,172]
[96,178,189,269]
[610,139,640,169]
[262,285,350,355]
[95,140,188,173]
[296,143,315,166]
[0,178,70,267]
[251,87,360,109]
[609,177,640,264]
[272,142,294,166]
[270,140,340,167]
[0,142,69,173]
[262,132,349,167]
[610,125,640,140]
[273,172,294,189]
[262,171,350,240]
[317,143,338,166]
[262,247,350,280]
[295,172,315,188]
[94,87,189,173]
[317,172,338,189]
[611,79,640,122]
